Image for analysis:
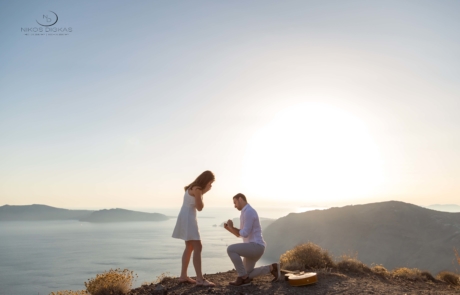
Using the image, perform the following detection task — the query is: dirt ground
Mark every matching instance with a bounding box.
[129,269,460,295]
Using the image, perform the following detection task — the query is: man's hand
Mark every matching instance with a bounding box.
[227,219,233,227]
[223,222,231,233]
[223,220,240,237]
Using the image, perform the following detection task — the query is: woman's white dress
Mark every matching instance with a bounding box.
[172,189,200,241]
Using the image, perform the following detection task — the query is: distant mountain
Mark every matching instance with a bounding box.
[263,201,460,274]
[0,204,93,221]
[426,204,460,213]
[0,205,169,223]
[78,208,169,223]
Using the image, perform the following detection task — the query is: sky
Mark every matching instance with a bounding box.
[1,0,459,210]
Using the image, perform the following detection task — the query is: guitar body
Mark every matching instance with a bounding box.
[287,272,318,286]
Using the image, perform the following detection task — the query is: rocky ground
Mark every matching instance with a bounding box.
[129,269,460,295]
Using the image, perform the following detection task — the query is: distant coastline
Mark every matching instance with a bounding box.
[0,204,169,222]
[426,204,460,213]
[79,208,168,222]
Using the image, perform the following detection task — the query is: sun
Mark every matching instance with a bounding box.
[241,102,384,204]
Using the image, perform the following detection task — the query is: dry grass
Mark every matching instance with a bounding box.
[371,264,390,277]
[336,254,371,274]
[142,272,176,286]
[280,242,336,271]
[49,291,88,295]
[84,268,137,295]
[391,267,425,281]
[420,271,436,282]
[437,271,460,286]
[432,248,460,286]
[155,272,175,284]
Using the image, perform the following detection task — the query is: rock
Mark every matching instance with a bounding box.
[152,284,167,294]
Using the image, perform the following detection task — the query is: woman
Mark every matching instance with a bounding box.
[172,170,216,287]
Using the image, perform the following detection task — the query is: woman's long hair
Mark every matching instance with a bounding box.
[184,170,215,191]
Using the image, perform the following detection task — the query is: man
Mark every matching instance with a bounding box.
[224,193,281,286]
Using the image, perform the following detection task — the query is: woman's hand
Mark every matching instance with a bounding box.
[193,187,204,211]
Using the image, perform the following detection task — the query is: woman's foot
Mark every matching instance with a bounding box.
[196,279,216,287]
[178,276,196,284]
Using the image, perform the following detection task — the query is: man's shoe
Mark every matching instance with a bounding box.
[270,263,281,282]
[229,276,252,287]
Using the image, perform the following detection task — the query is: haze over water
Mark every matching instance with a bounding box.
[0,206,310,295]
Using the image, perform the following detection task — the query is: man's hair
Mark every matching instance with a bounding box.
[233,193,247,203]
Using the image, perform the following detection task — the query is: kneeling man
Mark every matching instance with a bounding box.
[224,193,281,286]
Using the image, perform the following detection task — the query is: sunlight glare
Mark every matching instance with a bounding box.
[241,102,384,204]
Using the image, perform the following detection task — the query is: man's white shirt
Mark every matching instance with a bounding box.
[239,204,267,247]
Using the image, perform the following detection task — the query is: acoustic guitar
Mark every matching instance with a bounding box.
[282,270,318,286]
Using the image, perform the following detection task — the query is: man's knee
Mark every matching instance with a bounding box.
[227,244,237,256]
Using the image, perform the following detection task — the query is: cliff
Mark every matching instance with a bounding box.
[263,201,460,274]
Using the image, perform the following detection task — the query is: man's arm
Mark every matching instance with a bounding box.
[239,211,255,238]
[224,222,240,237]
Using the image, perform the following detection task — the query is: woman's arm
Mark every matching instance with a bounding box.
[193,188,204,211]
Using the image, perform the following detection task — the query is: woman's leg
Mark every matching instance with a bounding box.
[190,240,215,286]
[179,241,195,282]
[190,240,203,280]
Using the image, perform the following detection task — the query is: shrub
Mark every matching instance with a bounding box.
[437,271,460,286]
[336,254,370,273]
[391,267,424,281]
[142,272,175,286]
[84,268,136,295]
[420,271,436,282]
[371,264,389,277]
[280,242,336,271]
[154,272,175,284]
[49,291,88,295]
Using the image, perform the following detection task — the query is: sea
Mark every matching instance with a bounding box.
[0,206,319,295]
